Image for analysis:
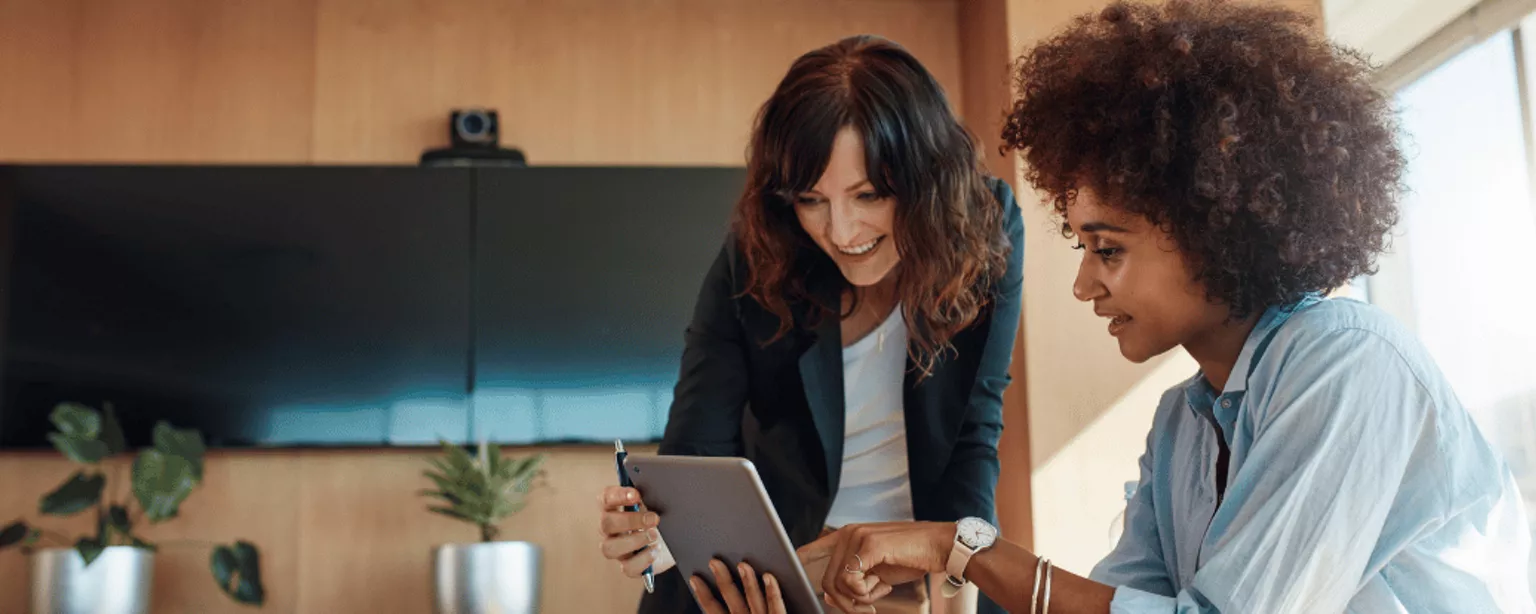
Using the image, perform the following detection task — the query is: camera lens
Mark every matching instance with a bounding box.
[455,110,494,144]
[462,113,485,135]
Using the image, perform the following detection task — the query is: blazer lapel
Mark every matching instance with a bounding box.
[902,358,954,511]
[799,314,845,497]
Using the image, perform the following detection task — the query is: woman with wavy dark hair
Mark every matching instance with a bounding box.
[704,2,1534,614]
[595,34,1023,614]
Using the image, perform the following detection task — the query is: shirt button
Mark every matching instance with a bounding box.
[1220,398,1232,409]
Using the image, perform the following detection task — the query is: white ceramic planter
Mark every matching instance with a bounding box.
[433,541,542,614]
[30,546,154,614]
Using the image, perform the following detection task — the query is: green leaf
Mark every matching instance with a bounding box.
[152,422,205,481]
[422,467,467,493]
[422,468,456,491]
[0,521,27,549]
[416,488,454,503]
[210,541,265,606]
[107,504,131,538]
[442,441,475,474]
[211,546,235,587]
[422,467,453,495]
[100,403,128,455]
[132,450,197,523]
[76,536,105,566]
[50,403,101,439]
[511,455,547,481]
[485,442,503,476]
[48,433,110,464]
[40,471,105,516]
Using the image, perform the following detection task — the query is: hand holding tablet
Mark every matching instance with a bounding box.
[597,485,677,580]
[618,455,826,613]
[687,558,790,614]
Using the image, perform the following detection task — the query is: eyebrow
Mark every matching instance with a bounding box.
[1078,221,1131,234]
[798,179,871,196]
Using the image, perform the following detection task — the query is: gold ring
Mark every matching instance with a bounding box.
[844,554,865,574]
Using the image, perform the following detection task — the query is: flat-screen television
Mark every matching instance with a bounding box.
[0,165,744,448]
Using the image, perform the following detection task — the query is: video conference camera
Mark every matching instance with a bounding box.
[419,108,528,167]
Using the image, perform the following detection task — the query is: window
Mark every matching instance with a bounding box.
[1379,26,1536,592]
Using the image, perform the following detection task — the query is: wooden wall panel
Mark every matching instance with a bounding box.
[0,0,317,164]
[70,0,318,163]
[0,0,82,162]
[0,0,961,166]
[959,0,1016,181]
[308,0,963,165]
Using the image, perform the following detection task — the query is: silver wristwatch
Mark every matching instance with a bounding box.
[942,517,998,597]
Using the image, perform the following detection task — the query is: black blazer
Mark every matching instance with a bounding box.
[638,178,1024,614]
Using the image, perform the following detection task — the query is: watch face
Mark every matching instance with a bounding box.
[956,517,997,548]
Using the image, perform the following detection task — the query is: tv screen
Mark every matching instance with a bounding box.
[471,167,741,444]
[0,164,744,449]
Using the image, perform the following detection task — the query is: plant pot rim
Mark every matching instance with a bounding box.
[29,545,156,556]
[434,540,541,548]
[32,545,154,551]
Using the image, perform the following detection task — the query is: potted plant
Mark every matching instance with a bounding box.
[420,439,547,614]
[0,402,265,614]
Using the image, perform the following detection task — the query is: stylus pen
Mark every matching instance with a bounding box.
[614,439,656,594]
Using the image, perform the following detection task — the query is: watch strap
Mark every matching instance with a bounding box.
[943,538,976,595]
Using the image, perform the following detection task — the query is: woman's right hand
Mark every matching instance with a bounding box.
[599,486,677,578]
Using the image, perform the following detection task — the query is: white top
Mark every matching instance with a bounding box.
[823,303,915,528]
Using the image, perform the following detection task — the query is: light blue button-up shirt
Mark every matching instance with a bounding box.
[1090,295,1536,613]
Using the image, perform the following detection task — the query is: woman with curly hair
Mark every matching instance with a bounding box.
[595,34,1021,614]
[701,2,1535,613]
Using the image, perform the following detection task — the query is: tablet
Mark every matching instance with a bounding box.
[623,455,824,613]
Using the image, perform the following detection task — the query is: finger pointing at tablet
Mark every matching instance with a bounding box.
[801,522,950,610]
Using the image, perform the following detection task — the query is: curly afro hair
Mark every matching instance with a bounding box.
[1002,0,1406,318]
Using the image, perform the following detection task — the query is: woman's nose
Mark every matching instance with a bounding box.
[826,200,860,246]
[1073,259,1104,302]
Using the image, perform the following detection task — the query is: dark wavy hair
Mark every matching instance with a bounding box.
[734,35,1008,376]
[1002,0,1405,318]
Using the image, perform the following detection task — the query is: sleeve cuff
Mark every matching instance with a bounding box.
[1110,585,1179,614]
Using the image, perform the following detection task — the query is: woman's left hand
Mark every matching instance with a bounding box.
[688,559,787,614]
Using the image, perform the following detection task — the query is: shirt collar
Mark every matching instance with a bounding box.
[1226,293,1324,394]
[1183,292,1325,413]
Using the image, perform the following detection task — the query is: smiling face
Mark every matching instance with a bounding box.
[791,127,901,287]
[1066,186,1230,363]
